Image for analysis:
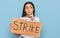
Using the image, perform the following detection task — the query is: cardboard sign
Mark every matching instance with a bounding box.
[11,18,42,37]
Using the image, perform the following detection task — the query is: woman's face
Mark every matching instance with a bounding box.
[25,4,34,15]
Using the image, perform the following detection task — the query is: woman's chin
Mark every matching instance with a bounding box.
[27,13,32,15]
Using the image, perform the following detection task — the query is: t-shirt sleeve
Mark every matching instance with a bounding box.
[34,17,40,22]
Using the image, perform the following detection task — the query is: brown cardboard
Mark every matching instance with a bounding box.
[11,18,42,37]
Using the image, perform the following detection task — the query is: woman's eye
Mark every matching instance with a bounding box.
[30,6,33,8]
[25,7,28,9]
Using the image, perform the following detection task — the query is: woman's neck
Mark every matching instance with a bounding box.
[26,14,32,18]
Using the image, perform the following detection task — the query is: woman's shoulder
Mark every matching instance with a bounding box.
[34,17,40,22]
[34,17,40,19]
[34,17,40,20]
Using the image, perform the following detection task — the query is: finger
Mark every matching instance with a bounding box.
[10,24,14,28]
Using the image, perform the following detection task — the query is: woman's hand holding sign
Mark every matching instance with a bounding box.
[10,23,20,36]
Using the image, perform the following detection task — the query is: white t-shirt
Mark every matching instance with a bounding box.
[19,17,40,38]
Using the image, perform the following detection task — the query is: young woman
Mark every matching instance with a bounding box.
[10,1,40,38]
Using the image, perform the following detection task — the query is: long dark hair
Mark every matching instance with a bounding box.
[22,2,35,17]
